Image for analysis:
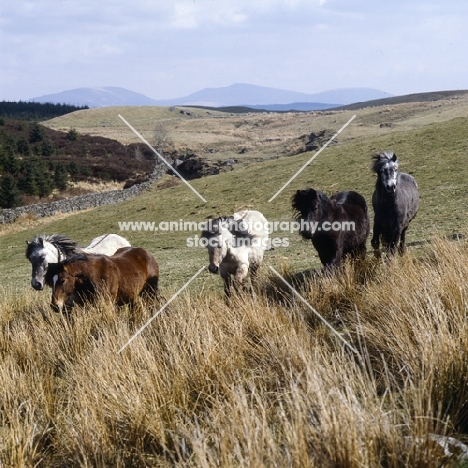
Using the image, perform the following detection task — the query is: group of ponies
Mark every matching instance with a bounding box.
[292,151,419,267]
[26,151,419,308]
[202,151,419,295]
[26,233,159,313]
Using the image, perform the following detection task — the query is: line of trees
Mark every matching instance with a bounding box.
[0,101,88,121]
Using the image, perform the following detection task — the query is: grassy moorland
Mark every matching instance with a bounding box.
[0,96,468,466]
[1,109,467,286]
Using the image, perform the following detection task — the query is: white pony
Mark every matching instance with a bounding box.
[201,210,269,297]
[26,233,131,290]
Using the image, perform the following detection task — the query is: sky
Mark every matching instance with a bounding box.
[1,0,468,101]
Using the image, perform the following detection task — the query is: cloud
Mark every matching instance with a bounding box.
[165,0,327,29]
[1,0,467,101]
[168,2,247,29]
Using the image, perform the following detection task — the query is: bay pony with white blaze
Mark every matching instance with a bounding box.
[47,247,159,313]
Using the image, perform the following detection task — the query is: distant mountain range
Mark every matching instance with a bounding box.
[29,83,394,110]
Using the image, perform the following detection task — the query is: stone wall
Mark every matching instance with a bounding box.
[0,163,167,225]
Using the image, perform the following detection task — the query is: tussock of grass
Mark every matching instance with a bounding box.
[1,237,468,466]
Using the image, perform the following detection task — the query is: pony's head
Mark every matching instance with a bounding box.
[48,254,90,312]
[200,217,234,274]
[291,188,324,239]
[26,236,48,290]
[26,234,77,290]
[372,152,399,193]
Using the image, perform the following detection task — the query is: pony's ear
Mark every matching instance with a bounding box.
[391,153,397,162]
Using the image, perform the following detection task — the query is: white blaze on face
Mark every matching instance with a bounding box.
[52,274,64,309]
[382,162,398,192]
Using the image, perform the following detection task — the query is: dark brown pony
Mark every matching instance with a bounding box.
[292,188,370,268]
[46,247,159,312]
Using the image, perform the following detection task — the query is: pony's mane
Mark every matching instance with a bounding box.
[201,216,234,238]
[291,188,328,221]
[200,215,256,241]
[371,151,398,173]
[44,252,89,287]
[26,234,77,259]
[62,252,89,265]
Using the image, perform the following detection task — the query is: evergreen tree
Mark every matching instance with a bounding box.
[68,160,79,181]
[18,158,40,195]
[17,137,31,156]
[66,128,79,141]
[2,134,17,154]
[3,149,21,175]
[0,145,6,172]
[18,159,39,195]
[18,156,53,198]
[79,164,92,177]
[41,139,54,156]
[29,122,45,143]
[0,173,22,208]
[54,162,68,191]
[37,170,53,198]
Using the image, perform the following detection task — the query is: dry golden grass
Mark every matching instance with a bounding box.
[1,237,468,467]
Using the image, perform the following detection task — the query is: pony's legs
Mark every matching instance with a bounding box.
[234,264,248,291]
[387,228,401,256]
[351,242,367,261]
[222,265,248,298]
[327,244,344,268]
[371,224,381,257]
[141,276,160,301]
[359,242,367,260]
[249,263,260,292]
[223,275,233,298]
[398,228,408,255]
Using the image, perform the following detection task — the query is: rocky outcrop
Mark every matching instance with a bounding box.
[286,129,338,156]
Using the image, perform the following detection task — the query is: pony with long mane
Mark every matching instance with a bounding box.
[46,247,159,313]
[371,151,419,255]
[201,210,269,297]
[26,233,131,290]
[292,188,370,268]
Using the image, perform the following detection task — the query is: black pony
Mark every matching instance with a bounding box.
[371,152,419,255]
[292,188,370,268]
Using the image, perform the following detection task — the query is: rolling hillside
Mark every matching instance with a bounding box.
[2,91,468,286]
[38,90,468,181]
